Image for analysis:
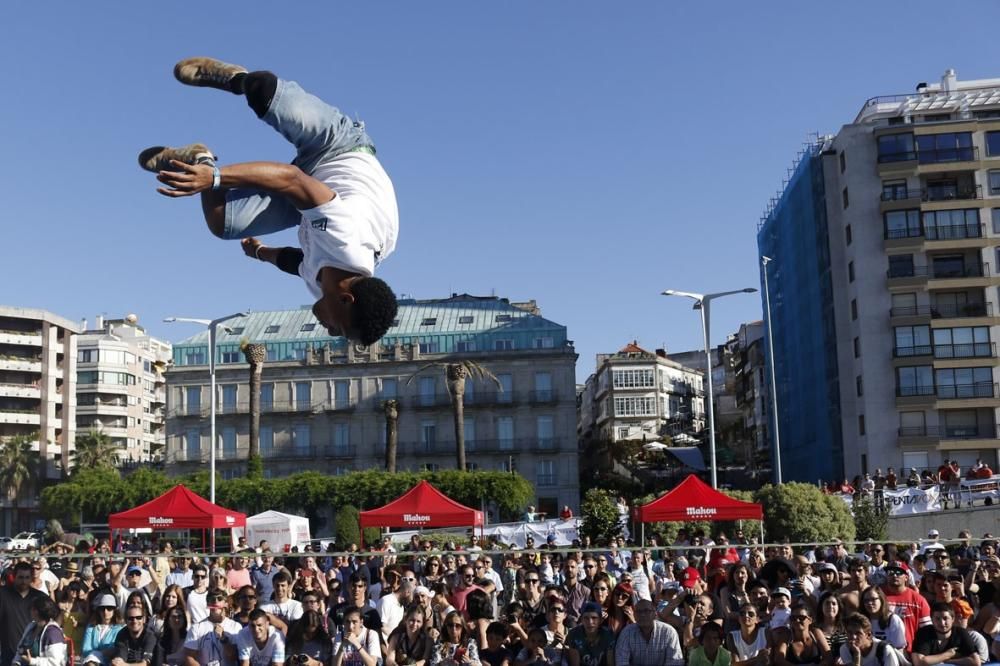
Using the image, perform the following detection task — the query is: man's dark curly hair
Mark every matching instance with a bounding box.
[350,277,398,345]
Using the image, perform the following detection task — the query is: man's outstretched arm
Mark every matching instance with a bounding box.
[157,160,335,210]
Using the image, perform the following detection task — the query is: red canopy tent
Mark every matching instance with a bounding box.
[359,480,483,547]
[109,485,246,551]
[635,474,764,543]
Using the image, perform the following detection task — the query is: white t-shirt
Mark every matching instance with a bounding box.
[377,593,404,640]
[237,625,286,666]
[298,152,399,298]
[188,589,209,623]
[333,627,382,666]
[260,599,303,624]
[184,618,243,666]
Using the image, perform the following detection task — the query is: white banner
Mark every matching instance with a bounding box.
[883,486,941,515]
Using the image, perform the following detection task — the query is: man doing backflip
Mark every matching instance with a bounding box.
[140,57,399,345]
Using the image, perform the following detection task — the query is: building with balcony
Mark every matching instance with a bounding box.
[163,294,580,516]
[76,315,172,465]
[726,321,772,476]
[0,305,78,532]
[759,69,1000,482]
[577,342,705,447]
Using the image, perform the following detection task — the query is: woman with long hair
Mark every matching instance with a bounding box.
[82,593,123,665]
[153,583,188,636]
[815,591,846,660]
[386,604,433,666]
[158,606,188,666]
[286,609,333,666]
[431,610,481,666]
[56,587,86,652]
[605,582,635,636]
[858,587,906,650]
[12,596,67,666]
[589,579,611,619]
[517,569,545,623]
[718,563,752,623]
[725,602,770,666]
[772,605,829,666]
[422,558,444,586]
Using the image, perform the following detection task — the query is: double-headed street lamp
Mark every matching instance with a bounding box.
[661,288,757,488]
[164,311,249,504]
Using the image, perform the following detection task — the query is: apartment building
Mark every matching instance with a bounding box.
[727,321,771,473]
[578,342,705,446]
[76,315,172,464]
[163,294,580,515]
[759,69,1000,482]
[0,306,78,531]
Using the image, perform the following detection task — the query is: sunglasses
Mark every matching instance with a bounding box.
[192,574,207,579]
[449,623,464,629]
[526,579,540,584]
[792,615,810,622]
[584,565,595,569]
[549,607,565,613]
[127,616,144,622]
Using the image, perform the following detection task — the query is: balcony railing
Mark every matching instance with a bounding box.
[922,184,983,202]
[536,474,558,487]
[897,385,936,398]
[878,151,918,164]
[881,189,920,202]
[937,382,998,399]
[888,263,989,280]
[925,223,985,241]
[527,390,558,404]
[891,303,993,318]
[899,424,1000,439]
[918,146,979,165]
[934,342,996,359]
[894,345,933,358]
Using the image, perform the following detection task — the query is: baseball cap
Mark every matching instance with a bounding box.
[679,567,702,589]
[580,601,603,616]
[886,561,910,573]
[772,587,791,599]
[546,535,556,543]
[415,585,431,597]
[126,566,142,576]
[928,529,940,537]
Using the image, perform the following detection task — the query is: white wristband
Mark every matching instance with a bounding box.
[211,166,221,190]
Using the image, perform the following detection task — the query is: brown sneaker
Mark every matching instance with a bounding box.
[138,143,214,173]
[173,57,247,91]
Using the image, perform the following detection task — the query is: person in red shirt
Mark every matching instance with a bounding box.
[882,561,931,648]
[447,564,483,619]
[559,506,574,520]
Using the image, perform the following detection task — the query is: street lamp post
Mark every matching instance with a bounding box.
[761,256,783,484]
[164,311,249,504]
[661,287,757,488]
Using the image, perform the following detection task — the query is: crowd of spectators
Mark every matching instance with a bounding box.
[0,527,998,666]
[824,459,996,510]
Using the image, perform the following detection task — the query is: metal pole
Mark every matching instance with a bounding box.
[701,300,718,488]
[209,324,217,504]
[762,257,783,484]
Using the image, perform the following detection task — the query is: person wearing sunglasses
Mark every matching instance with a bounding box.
[881,562,929,650]
[725,602,769,666]
[109,604,157,666]
[772,606,828,666]
[183,588,242,666]
[448,567,483,622]
[82,593,125,665]
[518,572,545,622]
[433,610,480,666]
[233,585,260,627]
[606,582,635,636]
[186,564,212,624]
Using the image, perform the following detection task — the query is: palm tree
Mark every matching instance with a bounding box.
[0,433,41,531]
[407,361,501,471]
[383,399,399,473]
[241,341,267,479]
[71,429,119,473]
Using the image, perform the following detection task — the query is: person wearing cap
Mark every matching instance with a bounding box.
[236,608,286,666]
[614,599,683,666]
[920,532,946,557]
[813,563,842,600]
[183,587,242,666]
[769,588,792,630]
[0,561,52,666]
[881,561,930,649]
[565,601,615,666]
[82,593,125,665]
[59,560,81,590]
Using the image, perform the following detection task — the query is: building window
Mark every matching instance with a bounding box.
[894,325,931,357]
[839,151,846,173]
[916,132,973,164]
[264,325,280,334]
[848,261,855,283]
[295,382,311,409]
[266,347,279,362]
[458,316,474,324]
[842,187,849,209]
[856,376,863,397]
[300,323,316,332]
[992,209,1000,234]
[186,387,201,416]
[534,337,554,349]
[380,378,398,399]
[858,415,866,436]
[293,425,311,452]
[497,374,513,403]
[221,427,237,459]
[494,339,514,351]
[896,366,934,397]
[334,380,350,408]
[422,463,440,472]
[78,349,95,363]
[222,385,238,413]
[933,327,991,358]
[420,318,437,326]
[923,209,980,240]
[534,372,553,401]
[421,420,437,449]
[419,377,436,406]
[464,381,475,405]
[464,417,476,450]
[497,416,514,450]
[614,396,656,417]
[936,367,994,398]
[332,423,350,454]
[229,327,244,336]
[617,427,630,440]
[882,180,908,201]
[888,255,914,278]
[986,131,1000,157]
[536,416,554,449]
[884,210,921,239]
[418,342,439,354]
[536,460,556,487]
[260,426,273,454]
[612,369,655,389]
[456,341,476,353]
[220,351,241,363]
[877,133,915,163]
[846,224,852,245]
[854,337,860,358]
[495,314,512,323]
[851,299,858,321]
[261,383,274,411]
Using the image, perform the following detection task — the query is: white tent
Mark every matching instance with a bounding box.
[232,510,311,552]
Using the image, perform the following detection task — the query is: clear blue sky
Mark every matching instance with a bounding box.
[3,1,998,380]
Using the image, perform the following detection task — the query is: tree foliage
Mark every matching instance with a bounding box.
[754,483,856,543]
[71,430,119,473]
[580,488,622,544]
[334,505,380,547]
[852,497,888,542]
[0,433,41,510]
[40,468,534,527]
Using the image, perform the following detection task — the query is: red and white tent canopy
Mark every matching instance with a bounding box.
[359,480,483,529]
[636,474,763,523]
[109,485,246,530]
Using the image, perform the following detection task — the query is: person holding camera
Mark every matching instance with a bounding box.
[285,609,333,666]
